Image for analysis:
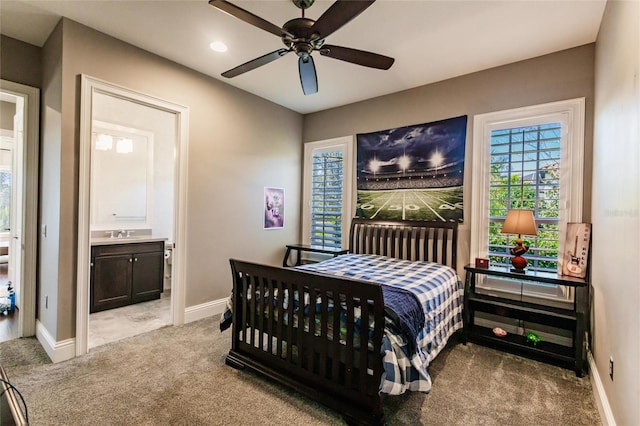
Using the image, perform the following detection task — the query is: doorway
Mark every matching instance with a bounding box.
[0,80,39,342]
[77,76,188,356]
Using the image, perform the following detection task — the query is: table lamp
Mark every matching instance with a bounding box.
[501,209,538,273]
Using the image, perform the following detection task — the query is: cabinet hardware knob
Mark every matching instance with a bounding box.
[134,258,138,262]
[129,258,132,263]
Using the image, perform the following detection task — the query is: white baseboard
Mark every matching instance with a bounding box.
[184,297,227,324]
[34,299,226,363]
[588,351,616,426]
[35,320,76,363]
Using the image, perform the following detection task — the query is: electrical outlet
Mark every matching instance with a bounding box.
[609,356,614,380]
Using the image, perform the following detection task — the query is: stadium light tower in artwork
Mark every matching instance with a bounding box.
[369,158,381,178]
[430,150,444,176]
[398,155,410,177]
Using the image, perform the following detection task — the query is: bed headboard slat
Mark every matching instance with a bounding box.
[348,218,458,269]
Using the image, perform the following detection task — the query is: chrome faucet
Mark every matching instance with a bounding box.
[105,230,114,239]
[117,230,125,239]
[126,230,135,238]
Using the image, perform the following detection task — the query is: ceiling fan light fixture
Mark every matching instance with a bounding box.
[209,41,228,52]
[209,0,392,94]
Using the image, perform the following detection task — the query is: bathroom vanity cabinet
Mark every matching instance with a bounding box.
[90,240,165,313]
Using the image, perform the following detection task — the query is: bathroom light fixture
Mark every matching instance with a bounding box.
[116,137,133,154]
[209,41,228,52]
[96,133,113,151]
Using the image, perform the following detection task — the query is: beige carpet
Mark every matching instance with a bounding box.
[0,318,599,425]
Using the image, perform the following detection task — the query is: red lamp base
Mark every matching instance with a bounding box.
[510,255,528,273]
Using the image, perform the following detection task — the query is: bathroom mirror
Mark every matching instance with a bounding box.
[90,120,154,231]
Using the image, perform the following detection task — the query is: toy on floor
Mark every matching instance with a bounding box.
[525,332,542,346]
[492,327,507,337]
[0,281,15,315]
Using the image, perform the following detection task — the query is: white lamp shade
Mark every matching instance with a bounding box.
[501,209,538,236]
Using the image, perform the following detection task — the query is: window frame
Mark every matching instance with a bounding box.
[302,136,354,250]
[470,98,585,302]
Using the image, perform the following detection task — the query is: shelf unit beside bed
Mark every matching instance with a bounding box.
[463,264,589,377]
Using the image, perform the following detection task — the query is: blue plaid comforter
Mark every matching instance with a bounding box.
[296,253,463,395]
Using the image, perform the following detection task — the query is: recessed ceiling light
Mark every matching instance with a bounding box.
[209,41,228,52]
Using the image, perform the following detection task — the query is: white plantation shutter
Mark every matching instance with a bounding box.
[303,137,353,250]
[310,151,343,248]
[488,124,562,273]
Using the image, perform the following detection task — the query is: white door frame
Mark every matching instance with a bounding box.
[0,79,39,338]
[77,75,189,356]
[10,107,24,303]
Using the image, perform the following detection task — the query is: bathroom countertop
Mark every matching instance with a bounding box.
[91,236,168,246]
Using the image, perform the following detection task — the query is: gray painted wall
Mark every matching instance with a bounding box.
[0,35,42,89]
[39,19,303,341]
[40,21,64,342]
[0,101,16,131]
[593,1,640,424]
[304,44,595,274]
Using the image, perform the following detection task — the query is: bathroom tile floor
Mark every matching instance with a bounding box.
[88,291,171,349]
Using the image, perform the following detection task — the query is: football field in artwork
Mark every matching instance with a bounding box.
[356,187,463,222]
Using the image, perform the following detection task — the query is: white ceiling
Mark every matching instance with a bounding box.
[1,0,606,114]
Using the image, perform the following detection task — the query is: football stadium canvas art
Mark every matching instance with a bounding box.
[356,116,468,222]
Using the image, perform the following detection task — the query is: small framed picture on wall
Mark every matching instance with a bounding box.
[264,187,284,230]
[560,222,591,278]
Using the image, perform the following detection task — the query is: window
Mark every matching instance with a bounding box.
[471,99,585,301]
[0,170,10,232]
[489,124,561,272]
[310,151,343,248]
[303,137,353,250]
[0,139,12,234]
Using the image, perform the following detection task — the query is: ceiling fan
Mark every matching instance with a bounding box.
[208,0,395,95]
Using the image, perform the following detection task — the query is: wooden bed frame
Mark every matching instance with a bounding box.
[227,218,458,425]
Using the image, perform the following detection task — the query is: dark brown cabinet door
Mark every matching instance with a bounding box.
[91,241,165,313]
[132,251,164,303]
[91,254,132,312]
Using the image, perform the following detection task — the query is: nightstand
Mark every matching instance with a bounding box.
[463,264,589,376]
[282,244,349,267]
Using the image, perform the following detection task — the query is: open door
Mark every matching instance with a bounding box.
[0,79,39,339]
[76,75,188,356]
[0,94,23,329]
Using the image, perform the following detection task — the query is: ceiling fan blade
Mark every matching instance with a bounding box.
[298,56,318,95]
[208,0,293,38]
[320,45,394,70]
[310,0,376,39]
[222,49,290,78]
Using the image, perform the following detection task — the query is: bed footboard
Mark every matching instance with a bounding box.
[228,259,387,425]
